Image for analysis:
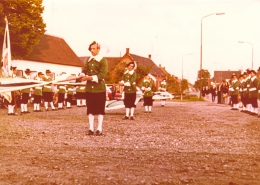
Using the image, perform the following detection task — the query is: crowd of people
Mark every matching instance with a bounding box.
[202,68,260,117]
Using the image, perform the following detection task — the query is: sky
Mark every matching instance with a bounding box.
[42,0,260,83]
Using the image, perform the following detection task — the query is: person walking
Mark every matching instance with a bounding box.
[20,68,32,114]
[120,61,137,120]
[140,74,154,113]
[81,41,108,136]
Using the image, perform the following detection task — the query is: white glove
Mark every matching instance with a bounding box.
[124,82,131,86]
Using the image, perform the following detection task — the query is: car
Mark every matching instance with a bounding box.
[106,84,123,100]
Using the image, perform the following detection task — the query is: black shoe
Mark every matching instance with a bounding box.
[37,109,43,112]
[34,110,38,112]
[130,116,134,120]
[45,108,49,111]
[145,111,148,113]
[87,130,94,135]
[95,130,102,136]
[8,113,15,116]
[250,112,258,116]
[122,116,129,120]
[66,107,72,109]
[149,111,152,113]
[52,108,57,111]
[24,111,30,113]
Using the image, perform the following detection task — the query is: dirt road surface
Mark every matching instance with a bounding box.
[0,101,259,185]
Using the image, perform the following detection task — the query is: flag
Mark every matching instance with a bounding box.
[1,17,12,78]
[1,91,12,103]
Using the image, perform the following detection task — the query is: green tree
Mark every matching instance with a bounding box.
[181,78,189,94]
[0,0,46,59]
[163,74,181,94]
[194,69,211,90]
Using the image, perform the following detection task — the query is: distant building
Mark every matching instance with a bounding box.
[211,70,241,83]
[12,34,83,79]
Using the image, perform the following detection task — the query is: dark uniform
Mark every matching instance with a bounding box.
[229,74,240,110]
[248,70,258,115]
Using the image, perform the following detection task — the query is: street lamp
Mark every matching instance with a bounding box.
[181,53,193,100]
[199,12,225,99]
[238,41,253,69]
[214,62,222,82]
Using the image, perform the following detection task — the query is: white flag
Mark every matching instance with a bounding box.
[1,17,12,78]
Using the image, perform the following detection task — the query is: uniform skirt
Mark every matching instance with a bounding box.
[143,96,153,106]
[124,92,136,108]
[86,91,106,115]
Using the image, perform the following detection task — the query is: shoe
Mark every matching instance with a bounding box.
[130,116,134,120]
[161,105,164,107]
[95,130,102,136]
[145,111,148,113]
[87,130,94,135]
[149,111,152,113]
[34,110,38,112]
[52,108,56,111]
[230,108,238,110]
[45,108,49,111]
[24,111,30,113]
[66,107,72,109]
[122,116,129,120]
[8,113,15,116]
[37,109,43,112]
[250,112,258,116]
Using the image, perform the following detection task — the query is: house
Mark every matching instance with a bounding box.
[212,70,241,83]
[11,34,84,79]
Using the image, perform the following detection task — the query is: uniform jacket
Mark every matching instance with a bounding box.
[140,79,153,97]
[82,55,108,93]
[121,70,137,94]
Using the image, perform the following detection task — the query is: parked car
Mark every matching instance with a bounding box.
[106,84,123,100]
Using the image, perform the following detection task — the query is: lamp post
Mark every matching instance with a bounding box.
[214,62,222,82]
[181,53,193,100]
[199,12,225,99]
[238,41,253,69]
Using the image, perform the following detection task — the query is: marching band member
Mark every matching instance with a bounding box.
[240,71,248,112]
[140,73,154,113]
[248,70,258,115]
[66,85,74,109]
[158,79,167,106]
[120,61,137,120]
[20,68,32,114]
[57,85,66,109]
[81,41,108,136]
[33,72,44,112]
[229,73,239,110]
[42,69,56,111]
[7,66,19,115]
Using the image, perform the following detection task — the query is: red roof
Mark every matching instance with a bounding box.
[23,34,84,67]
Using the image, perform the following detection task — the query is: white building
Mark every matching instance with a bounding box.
[12,34,84,79]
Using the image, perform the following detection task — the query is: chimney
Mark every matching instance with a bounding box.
[126,48,130,54]
[148,54,151,59]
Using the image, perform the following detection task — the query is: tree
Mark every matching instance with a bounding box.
[181,78,189,94]
[0,0,46,59]
[194,69,211,90]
